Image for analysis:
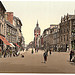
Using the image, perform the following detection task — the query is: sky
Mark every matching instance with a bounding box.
[2,1,75,44]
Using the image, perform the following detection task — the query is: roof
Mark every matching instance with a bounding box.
[34,26,40,31]
[13,16,22,26]
[43,27,50,34]
[70,15,75,19]
[34,20,41,31]
[61,14,75,22]
[0,1,6,11]
[5,21,17,30]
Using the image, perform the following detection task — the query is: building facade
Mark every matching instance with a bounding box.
[5,21,17,43]
[43,25,58,51]
[53,27,60,51]
[13,16,23,50]
[59,14,75,51]
[0,1,25,52]
[42,13,75,52]
[34,21,41,48]
[0,1,7,50]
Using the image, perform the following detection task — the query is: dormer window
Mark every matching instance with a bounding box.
[18,21,19,25]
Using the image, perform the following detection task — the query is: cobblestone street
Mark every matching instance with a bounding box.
[0,49,75,73]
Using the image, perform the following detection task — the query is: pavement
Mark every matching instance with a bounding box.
[0,48,75,73]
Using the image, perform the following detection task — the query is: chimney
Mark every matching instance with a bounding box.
[6,12,13,24]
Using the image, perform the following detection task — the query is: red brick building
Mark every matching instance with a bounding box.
[34,21,41,48]
[6,12,13,24]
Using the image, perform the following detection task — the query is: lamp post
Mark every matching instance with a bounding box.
[72,33,74,50]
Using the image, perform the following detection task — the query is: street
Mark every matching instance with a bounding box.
[0,48,75,73]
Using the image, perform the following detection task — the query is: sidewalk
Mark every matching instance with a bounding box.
[20,50,26,54]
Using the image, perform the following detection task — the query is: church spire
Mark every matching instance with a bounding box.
[36,20,39,27]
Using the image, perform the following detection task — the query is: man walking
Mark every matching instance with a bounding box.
[31,47,34,54]
[43,51,48,63]
[70,50,74,62]
[49,49,52,55]
[35,48,36,53]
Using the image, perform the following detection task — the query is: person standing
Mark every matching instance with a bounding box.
[31,47,34,54]
[37,48,38,52]
[70,50,74,62]
[10,50,12,57]
[43,51,48,63]
[35,48,36,53]
[49,50,52,55]
[0,47,2,58]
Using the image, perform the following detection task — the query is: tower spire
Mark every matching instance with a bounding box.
[36,20,39,27]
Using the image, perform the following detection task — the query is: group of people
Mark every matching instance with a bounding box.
[31,47,39,54]
[0,47,20,58]
[31,47,52,63]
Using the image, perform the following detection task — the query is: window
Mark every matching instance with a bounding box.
[61,36,62,42]
[64,28,65,33]
[7,25,9,32]
[18,21,19,25]
[67,28,68,32]
[64,35,65,41]
[60,29,62,33]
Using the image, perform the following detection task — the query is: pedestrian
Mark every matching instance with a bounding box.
[7,48,10,57]
[49,50,52,55]
[0,47,2,58]
[70,50,74,62]
[3,48,6,58]
[35,48,36,53]
[43,51,48,63]
[13,52,15,57]
[31,48,34,54]
[37,48,38,52]
[10,50,12,57]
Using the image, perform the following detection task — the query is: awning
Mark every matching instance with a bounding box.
[0,35,11,45]
[10,43,15,47]
[14,43,20,47]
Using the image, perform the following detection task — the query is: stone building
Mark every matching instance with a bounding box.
[5,21,17,43]
[13,16,23,49]
[40,35,44,49]
[53,27,60,51]
[0,1,25,52]
[59,13,75,51]
[3,12,18,50]
[21,35,25,50]
[0,1,11,50]
[43,27,50,49]
[43,25,58,50]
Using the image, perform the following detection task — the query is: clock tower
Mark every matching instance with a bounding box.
[34,21,41,48]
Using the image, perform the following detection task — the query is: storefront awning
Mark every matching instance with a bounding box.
[10,43,15,47]
[14,43,20,47]
[0,35,11,45]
